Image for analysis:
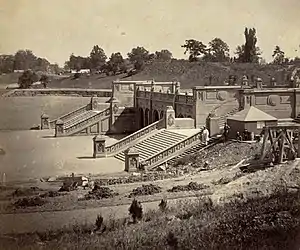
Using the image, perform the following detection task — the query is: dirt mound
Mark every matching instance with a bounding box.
[172,141,261,172]
[129,184,162,197]
[12,187,42,197]
[84,185,119,200]
[168,182,208,193]
[40,191,65,198]
[13,196,46,208]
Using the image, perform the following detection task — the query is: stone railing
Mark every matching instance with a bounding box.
[64,107,110,135]
[105,119,164,155]
[50,104,91,128]
[141,128,204,169]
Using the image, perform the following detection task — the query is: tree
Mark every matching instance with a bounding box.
[65,54,91,71]
[18,70,39,88]
[155,49,172,61]
[0,55,14,73]
[235,43,261,63]
[14,50,37,70]
[34,57,50,72]
[241,28,261,63]
[272,46,285,64]
[106,52,125,75]
[204,38,230,62]
[127,46,149,71]
[129,199,143,223]
[89,45,107,70]
[181,39,207,62]
[40,74,49,88]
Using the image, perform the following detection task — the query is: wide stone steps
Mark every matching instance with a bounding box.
[64,110,99,129]
[114,129,187,162]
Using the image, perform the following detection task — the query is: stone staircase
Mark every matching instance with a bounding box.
[218,107,240,129]
[63,110,100,130]
[114,129,187,162]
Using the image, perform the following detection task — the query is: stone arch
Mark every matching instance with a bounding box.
[153,109,160,122]
[145,108,150,126]
[139,108,144,128]
[160,110,164,119]
[178,113,184,118]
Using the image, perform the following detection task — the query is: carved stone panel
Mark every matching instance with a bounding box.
[255,96,268,105]
[268,95,281,106]
[206,91,217,100]
[216,91,228,101]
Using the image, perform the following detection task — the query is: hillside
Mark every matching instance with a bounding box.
[128,60,294,89]
[0,61,297,90]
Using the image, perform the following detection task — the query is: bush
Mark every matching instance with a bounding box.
[14,196,46,208]
[129,184,162,197]
[73,72,81,79]
[129,199,143,223]
[84,185,118,200]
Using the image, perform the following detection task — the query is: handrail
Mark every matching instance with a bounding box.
[50,104,91,127]
[64,107,110,135]
[106,119,164,155]
[140,128,204,169]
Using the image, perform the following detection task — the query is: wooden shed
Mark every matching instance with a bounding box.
[227,106,278,138]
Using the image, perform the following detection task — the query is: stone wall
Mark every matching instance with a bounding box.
[240,88,295,119]
[6,88,112,97]
[193,86,242,128]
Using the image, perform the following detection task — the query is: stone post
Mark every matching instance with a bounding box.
[207,114,221,137]
[55,119,64,137]
[90,95,98,110]
[109,97,120,133]
[175,81,180,93]
[93,135,106,158]
[125,147,139,172]
[164,106,176,129]
[41,113,50,130]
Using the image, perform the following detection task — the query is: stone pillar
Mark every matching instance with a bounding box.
[125,147,139,172]
[55,119,64,137]
[90,95,99,110]
[41,113,50,130]
[208,116,220,137]
[109,97,120,133]
[297,132,300,158]
[93,135,106,158]
[165,106,176,129]
[175,81,180,93]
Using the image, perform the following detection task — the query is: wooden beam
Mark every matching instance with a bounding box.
[260,128,270,161]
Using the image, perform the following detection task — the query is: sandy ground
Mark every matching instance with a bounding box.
[0,129,126,182]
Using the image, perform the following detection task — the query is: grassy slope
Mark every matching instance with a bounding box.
[127,60,293,89]
[0,61,295,90]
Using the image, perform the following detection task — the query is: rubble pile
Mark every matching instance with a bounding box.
[95,172,181,186]
[168,182,208,193]
[14,196,46,208]
[40,191,65,198]
[171,141,261,171]
[129,184,162,197]
[84,184,119,200]
[12,187,42,197]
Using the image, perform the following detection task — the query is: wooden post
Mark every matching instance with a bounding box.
[298,130,300,158]
[278,130,285,163]
[260,127,269,160]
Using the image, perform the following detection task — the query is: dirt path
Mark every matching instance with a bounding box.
[0,196,199,235]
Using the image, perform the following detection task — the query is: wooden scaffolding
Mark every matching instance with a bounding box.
[260,125,300,164]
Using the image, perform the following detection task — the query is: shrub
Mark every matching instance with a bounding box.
[159,199,168,212]
[14,196,46,208]
[129,199,143,223]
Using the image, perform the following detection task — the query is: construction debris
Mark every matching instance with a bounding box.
[168,182,208,192]
[84,184,119,200]
[129,184,162,197]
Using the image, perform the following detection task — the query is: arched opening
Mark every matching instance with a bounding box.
[145,108,150,126]
[139,108,144,128]
[153,110,160,122]
[187,115,192,118]
[160,111,164,119]
[178,113,184,118]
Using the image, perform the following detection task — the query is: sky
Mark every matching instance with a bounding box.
[0,0,300,66]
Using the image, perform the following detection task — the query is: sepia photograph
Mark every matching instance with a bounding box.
[1,0,300,249]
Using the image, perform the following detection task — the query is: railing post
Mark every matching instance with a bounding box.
[109,97,120,133]
[93,135,106,158]
[90,95,99,110]
[165,106,176,129]
[55,119,64,137]
[41,113,50,130]
[125,147,140,172]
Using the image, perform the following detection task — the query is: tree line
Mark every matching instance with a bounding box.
[1,27,299,76]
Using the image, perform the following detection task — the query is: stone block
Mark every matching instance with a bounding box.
[93,135,106,158]
[55,119,64,137]
[125,147,140,172]
[41,113,50,130]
